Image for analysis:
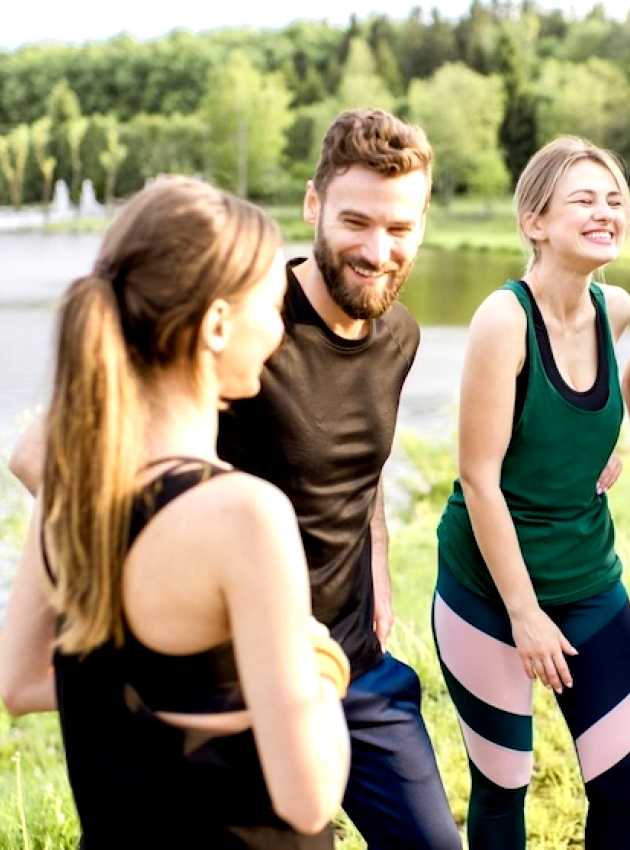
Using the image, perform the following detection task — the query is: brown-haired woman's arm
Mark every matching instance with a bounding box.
[0,499,57,715]
[203,474,351,835]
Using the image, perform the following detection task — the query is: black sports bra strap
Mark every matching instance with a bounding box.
[139,455,219,473]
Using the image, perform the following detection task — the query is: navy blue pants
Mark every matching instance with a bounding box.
[342,653,462,850]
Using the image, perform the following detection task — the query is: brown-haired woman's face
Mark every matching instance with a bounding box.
[536,160,627,272]
[216,249,287,400]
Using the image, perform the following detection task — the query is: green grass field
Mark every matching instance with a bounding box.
[2,432,630,848]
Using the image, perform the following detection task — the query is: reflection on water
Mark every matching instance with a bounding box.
[401,248,630,325]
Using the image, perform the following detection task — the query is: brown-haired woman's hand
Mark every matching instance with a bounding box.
[510,606,578,695]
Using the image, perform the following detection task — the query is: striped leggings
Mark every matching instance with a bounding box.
[432,560,630,849]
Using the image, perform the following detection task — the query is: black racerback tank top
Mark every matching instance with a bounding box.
[49,457,333,850]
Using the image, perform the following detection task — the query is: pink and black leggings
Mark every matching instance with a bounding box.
[432,560,630,849]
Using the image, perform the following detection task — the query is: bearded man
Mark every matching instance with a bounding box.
[218,108,461,850]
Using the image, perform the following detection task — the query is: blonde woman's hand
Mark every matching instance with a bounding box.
[596,451,622,495]
[510,606,578,694]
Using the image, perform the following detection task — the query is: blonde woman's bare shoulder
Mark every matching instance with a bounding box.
[467,286,527,358]
[598,283,630,339]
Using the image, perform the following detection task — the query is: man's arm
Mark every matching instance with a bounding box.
[371,476,393,650]
[0,498,57,715]
[9,415,46,496]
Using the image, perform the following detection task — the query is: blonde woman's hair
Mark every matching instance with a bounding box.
[43,177,281,655]
[515,135,630,273]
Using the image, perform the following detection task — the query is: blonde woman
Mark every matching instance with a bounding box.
[0,178,350,849]
[434,137,630,848]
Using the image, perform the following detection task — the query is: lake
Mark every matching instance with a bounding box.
[3,232,630,442]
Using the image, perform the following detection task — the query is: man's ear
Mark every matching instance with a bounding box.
[202,299,232,354]
[303,180,320,227]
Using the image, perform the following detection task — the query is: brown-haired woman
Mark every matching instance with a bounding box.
[0,176,350,849]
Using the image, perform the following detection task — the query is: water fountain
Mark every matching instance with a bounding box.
[50,179,73,219]
[79,179,104,218]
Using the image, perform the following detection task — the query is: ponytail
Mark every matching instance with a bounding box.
[43,275,142,654]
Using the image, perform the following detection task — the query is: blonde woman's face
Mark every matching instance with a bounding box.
[536,159,627,272]
[217,249,287,400]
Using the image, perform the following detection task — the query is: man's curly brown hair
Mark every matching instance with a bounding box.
[312,108,432,208]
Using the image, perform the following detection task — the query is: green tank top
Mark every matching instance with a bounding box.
[437,279,623,605]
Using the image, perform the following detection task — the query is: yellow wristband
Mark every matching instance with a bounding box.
[310,630,351,699]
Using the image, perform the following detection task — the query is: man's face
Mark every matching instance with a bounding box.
[307,165,428,320]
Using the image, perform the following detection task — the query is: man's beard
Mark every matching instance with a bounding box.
[313,231,412,320]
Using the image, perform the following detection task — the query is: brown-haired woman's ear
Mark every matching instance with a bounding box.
[202,298,232,355]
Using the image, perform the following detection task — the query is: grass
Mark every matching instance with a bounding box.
[3,431,630,848]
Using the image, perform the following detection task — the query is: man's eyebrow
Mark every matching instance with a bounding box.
[337,208,417,227]
[338,208,371,220]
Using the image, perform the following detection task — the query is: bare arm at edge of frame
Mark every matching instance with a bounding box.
[0,497,57,715]
[371,475,393,650]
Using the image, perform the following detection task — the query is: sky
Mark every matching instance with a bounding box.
[2,0,629,51]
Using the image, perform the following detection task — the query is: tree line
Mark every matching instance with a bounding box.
[1,0,629,208]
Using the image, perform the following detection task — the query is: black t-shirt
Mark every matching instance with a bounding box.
[218,259,420,677]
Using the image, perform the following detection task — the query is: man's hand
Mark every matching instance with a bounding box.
[373,584,394,650]
[371,477,393,650]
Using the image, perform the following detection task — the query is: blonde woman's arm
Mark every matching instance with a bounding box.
[458,291,577,694]
[0,498,57,715]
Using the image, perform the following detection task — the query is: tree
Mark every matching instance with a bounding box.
[99,122,128,207]
[67,116,89,202]
[200,51,293,198]
[408,63,508,200]
[336,38,395,112]
[534,57,630,150]
[30,116,56,210]
[298,37,396,175]
[0,124,30,208]
[495,24,538,185]
[46,79,81,124]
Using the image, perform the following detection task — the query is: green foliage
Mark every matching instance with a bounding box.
[46,80,81,125]
[30,117,56,207]
[0,124,30,208]
[200,51,293,198]
[408,63,508,199]
[99,123,128,206]
[2,5,630,207]
[534,57,630,151]
[117,113,208,196]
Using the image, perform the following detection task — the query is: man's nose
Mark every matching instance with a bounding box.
[362,229,392,268]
